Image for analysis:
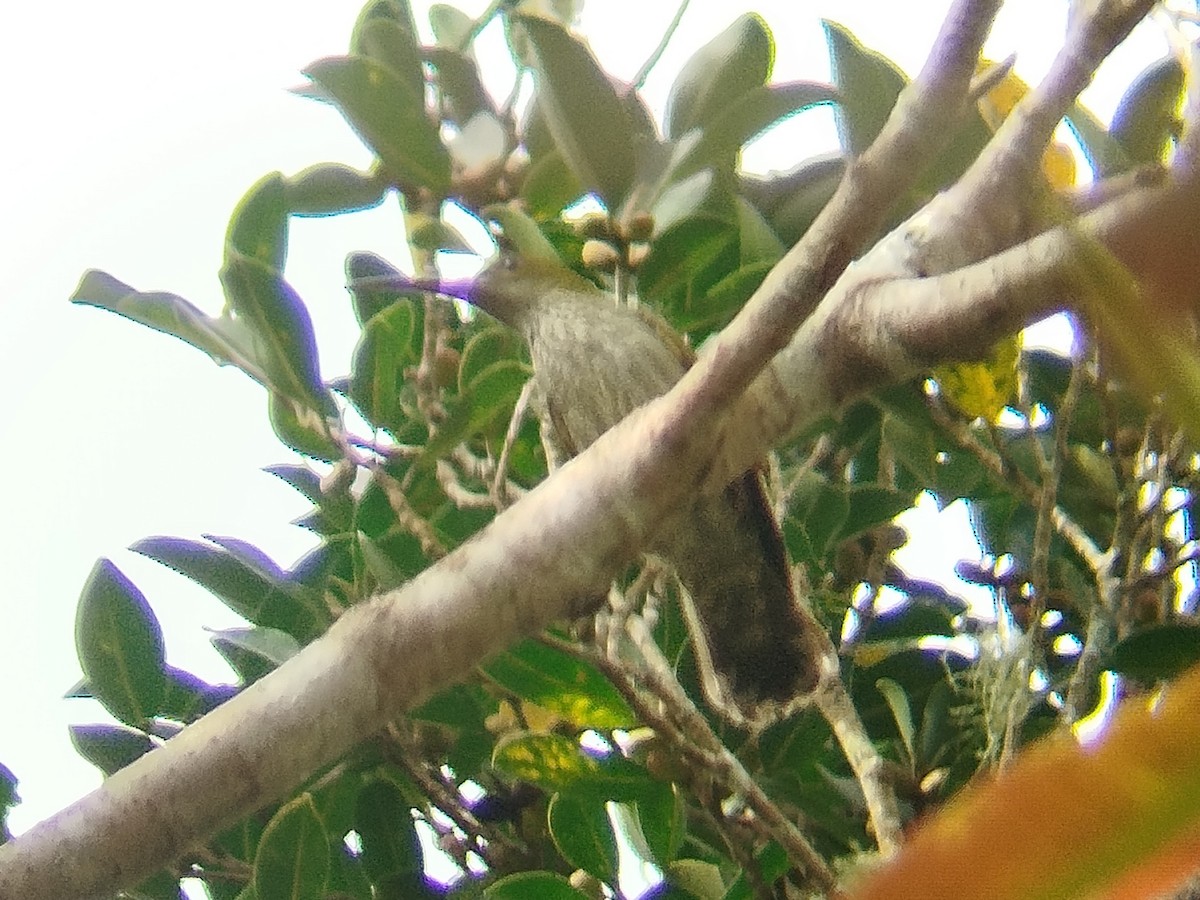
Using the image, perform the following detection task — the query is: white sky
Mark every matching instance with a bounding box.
[0,0,1167,845]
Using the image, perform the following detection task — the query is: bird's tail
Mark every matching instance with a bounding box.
[665,472,826,726]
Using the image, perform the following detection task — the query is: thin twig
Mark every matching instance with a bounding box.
[435,459,498,509]
[375,469,449,560]
[492,378,535,507]
[631,0,691,89]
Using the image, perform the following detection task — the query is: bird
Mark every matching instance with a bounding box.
[350,252,822,725]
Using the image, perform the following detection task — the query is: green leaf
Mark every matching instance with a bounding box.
[254,795,331,900]
[69,724,155,777]
[159,666,235,723]
[427,46,493,125]
[305,55,451,194]
[667,858,724,898]
[842,486,917,540]
[633,781,685,865]
[1111,57,1184,166]
[352,14,424,103]
[264,464,323,504]
[858,600,958,643]
[514,14,637,208]
[219,251,328,413]
[548,792,618,884]
[75,559,166,727]
[520,146,584,216]
[671,260,771,333]
[784,471,850,562]
[407,214,474,253]
[722,842,790,899]
[464,358,532,436]
[876,677,917,765]
[735,195,785,265]
[1106,625,1200,683]
[750,152,844,245]
[917,680,954,772]
[284,163,388,217]
[350,0,419,70]
[652,168,717,236]
[70,270,270,385]
[268,391,339,461]
[672,81,837,181]
[226,173,289,271]
[210,627,302,685]
[354,779,423,885]
[429,3,474,48]
[482,640,636,730]
[131,537,326,643]
[638,215,736,304]
[492,733,652,800]
[457,326,525,392]
[485,871,588,899]
[665,14,774,140]
[345,250,425,327]
[351,299,421,433]
[823,20,907,155]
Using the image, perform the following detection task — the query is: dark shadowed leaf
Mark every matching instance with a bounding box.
[75,560,166,727]
[485,871,588,899]
[1106,625,1200,683]
[355,779,423,886]
[346,250,426,326]
[427,46,493,125]
[305,55,451,194]
[664,14,773,140]
[254,795,331,900]
[131,537,327,642]
[69,724,156,777]
[548,792,618,884]
[723,842,790,900]
[634,781,685,865]
[211,627,302,686]
[220,251,328,413]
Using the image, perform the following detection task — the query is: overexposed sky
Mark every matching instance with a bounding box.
[0,0,1166,842]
